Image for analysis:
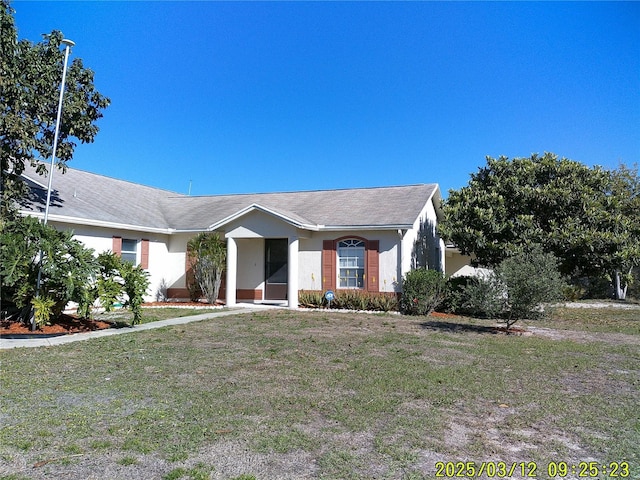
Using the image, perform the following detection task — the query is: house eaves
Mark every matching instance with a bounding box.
[22,211,177,235]
[317,223,414,231]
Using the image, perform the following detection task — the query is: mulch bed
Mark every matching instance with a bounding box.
[1,315,112,336]
[1,301,222,337]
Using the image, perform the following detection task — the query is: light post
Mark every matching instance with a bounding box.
[32,38,75,331]
[43,38,75,225]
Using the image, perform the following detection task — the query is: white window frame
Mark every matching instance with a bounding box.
[337,239,365,289]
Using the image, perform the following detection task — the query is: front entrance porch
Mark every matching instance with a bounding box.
[225,236,299,308]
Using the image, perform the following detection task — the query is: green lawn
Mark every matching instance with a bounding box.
[1,307,638,479]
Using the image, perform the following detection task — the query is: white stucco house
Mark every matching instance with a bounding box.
[18,165,448,308]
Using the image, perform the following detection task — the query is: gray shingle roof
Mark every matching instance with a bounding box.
[19,164,440,232]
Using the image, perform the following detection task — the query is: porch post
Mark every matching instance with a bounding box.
[226,237,237,307]
[287,236,299,308]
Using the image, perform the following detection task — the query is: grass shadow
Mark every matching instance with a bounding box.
[419,319,521,335]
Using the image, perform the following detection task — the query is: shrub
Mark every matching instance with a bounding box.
[30,296,56,327]
[297,290,398,312]
[440,275,473,313]
[187,233,226,304]
[496,248,565,326]
[1,215,98,324]
[91,252,150,324]
[399,268,447,316]
[120,261,150,325]
[445,249,566,329]
[298,290,326,308]
[459,272,508,319]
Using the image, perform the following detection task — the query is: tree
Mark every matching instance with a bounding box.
[606,163,640,299]
[1,0,110,214]
[439,153,640,299]
[495,248,565,328]
[187,233,226,304]
[450,248,565,330]
[0,215,99,323]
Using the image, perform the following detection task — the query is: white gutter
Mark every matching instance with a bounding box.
[21,211,176,235]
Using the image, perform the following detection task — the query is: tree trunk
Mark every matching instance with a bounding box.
[613,270,627,300]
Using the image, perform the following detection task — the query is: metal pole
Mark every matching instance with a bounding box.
[32,38,74,331]
[43,38,75,225]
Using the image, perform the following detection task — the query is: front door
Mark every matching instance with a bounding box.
[265,239,288,300]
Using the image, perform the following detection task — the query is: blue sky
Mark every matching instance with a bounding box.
[13,1,640,197]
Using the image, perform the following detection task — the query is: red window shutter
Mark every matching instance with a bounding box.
[112,236,122,256]
[366,240,379,292]
[140,239,150,269]
[322,240,336,291]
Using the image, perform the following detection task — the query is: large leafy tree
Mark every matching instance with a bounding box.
[1,0,110,213]
[439,153,640,299]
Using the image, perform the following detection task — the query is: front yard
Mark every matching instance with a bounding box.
[1,306,638,479]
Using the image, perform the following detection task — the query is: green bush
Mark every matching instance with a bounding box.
[120,260,150,325]
[440,275,472,313]
[443,249,566,328]
[94,252,150,325]
[1,216,98,323]
[298,290,326,308]
[497,249,565,325]
[457,273,507,319]
[399,268,447,316]
[628,267,640,301]
[30,296,56,327]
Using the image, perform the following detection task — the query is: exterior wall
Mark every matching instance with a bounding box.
[236,238,265,300]
[50,221,178,302]
[164,233,195,299]
[298,230,400,293]
[400,197,443,278]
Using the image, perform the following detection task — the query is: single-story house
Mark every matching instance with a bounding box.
[18,164,451,308]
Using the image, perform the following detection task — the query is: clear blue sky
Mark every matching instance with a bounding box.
[13,1,640,197]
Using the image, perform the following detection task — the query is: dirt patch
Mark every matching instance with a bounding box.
[0,315,111,336]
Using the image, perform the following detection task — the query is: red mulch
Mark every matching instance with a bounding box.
[429,311,458,319]
[1,301,222,336]
[0,315,111,336]
[142,301,225,307]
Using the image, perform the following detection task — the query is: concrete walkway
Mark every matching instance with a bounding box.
[0,304,271,350]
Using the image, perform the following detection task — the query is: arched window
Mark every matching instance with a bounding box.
[337,239,365,288]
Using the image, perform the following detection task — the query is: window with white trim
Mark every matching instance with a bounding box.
[338,239,365,288]
[121,239,138,264]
